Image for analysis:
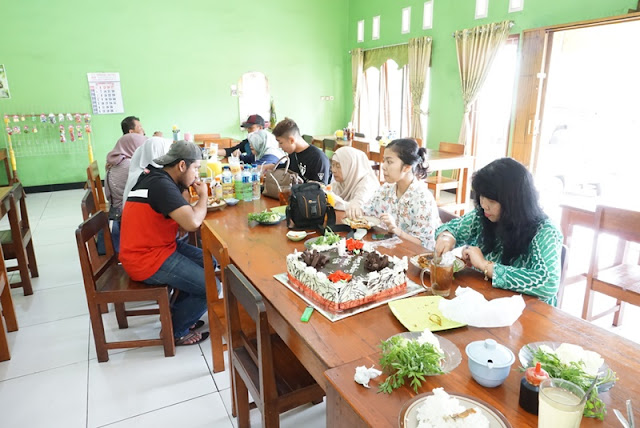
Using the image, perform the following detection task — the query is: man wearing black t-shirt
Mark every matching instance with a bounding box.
[272,117,331,184]
[120,140,211,346]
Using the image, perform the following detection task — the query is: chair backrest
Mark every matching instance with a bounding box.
[352,140,370,157]
[201,223,229,302]
[203,138,234,150]
[302,134,313,144]
[323,139,336,158]
[0,149,16,184]
[439,142,465,155]
[354,132,365,138]
[76,211,117,295]
[415,138,423,147]
[194,133,221,142]
[438,207,459,224]
[225,264,276,399]
[593,205,640,244]
[9,183,29,232]
[87,161,107,210]
[81,189,98,221]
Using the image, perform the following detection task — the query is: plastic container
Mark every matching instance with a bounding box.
[519,362,550,415]
[465,338,515,388]
[221,166,234,199]
[241,165,252,202]
[251,164,260,200]
[234,172,243,202]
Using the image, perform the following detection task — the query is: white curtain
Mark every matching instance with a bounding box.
[408,37,432,140]
[455,20,512,153]
[350,48,364,129]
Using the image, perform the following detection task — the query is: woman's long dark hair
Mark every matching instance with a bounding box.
[473,158,546,264]
[386,139,429,179]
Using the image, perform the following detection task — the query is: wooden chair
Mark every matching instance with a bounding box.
[582,205,640,326]
[0,149,17,185]
[426,142,465,210]
[2,184,37,296]
[323,139,336,159]
[438,207,460,224]
[203,138,235,151]
[301,135,313,144]
[225,264,325,428]
[0,244,18,361]
[372,144,385,182]
[312,138,324,151]
[87,161,108,212]
[194,133,221,143]
[76,211,175,362]
[352,140,370,158]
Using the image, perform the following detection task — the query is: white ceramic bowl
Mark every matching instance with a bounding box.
[286,231,308,242]
[224,198,239,206]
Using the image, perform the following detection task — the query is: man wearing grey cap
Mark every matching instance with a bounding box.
[119,140,211,346]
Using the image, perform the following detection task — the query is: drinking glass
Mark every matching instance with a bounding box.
[278,185,292,206]
[429,259,453,297]
[538,378,586,428]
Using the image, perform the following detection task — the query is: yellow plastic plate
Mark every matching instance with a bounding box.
[388,296,466,332]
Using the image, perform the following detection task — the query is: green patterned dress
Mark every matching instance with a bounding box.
[436,212,563,306]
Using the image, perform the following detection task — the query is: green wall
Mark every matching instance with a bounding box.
[0,0,348,186]
[347,0,637,150]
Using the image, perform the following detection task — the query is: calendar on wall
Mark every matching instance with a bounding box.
[87,72,124,115]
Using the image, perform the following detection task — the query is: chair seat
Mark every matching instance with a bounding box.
[426,176,459,187]
[235,334,322,412]
[0,227,30,246]
[95,264,166,294]
[592,264,640,305]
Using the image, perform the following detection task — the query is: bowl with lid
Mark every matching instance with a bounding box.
[465,339,515,387]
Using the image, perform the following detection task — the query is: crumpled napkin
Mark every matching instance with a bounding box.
[354,365,382,388]
[439,287,525,328]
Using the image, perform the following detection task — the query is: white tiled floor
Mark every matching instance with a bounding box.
[0,189,328,428]
[0,189,637,428]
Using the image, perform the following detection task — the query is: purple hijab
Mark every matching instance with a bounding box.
[106,133,147,166]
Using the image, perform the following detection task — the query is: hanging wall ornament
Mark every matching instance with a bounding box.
[23,125,29,134]
[57,113,65,122]
[12,115,19,122]
[76,125,83,140]
[75,113,81,123]
[66,113,73,121]
[40,114,47,123]
[68,125,75,142]
[13,126,20,134]
[20,115,26,122]
[32,125,38,134]
[59,124,66,142]
[83,113,91,124]
[48,113,56,124]
[5,127,12,136]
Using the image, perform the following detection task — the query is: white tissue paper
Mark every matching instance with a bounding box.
[438,287,525,328]
[354,365,383,388]
[440,251,456,266]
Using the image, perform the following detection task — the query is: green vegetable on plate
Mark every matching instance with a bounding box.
[313,227,341,246]
[248,210,282,223]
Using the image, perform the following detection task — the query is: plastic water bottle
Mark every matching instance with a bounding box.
[234,171,243,201]
[221,166,233,199]
[251,164,260,200]
[241,165,252,202]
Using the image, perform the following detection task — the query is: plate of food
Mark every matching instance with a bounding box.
[206,197,226,211]
[304,228,341,249]
[410,251,465,273]
[387,331,462,374]
[247,210,285,225]
[388,296,466,332]
[399,388,511,428]
[519,341,617,393]
[342,216,380,229]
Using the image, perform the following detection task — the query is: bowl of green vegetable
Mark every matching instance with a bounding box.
[248,210,285,225]
[304,228,341,249]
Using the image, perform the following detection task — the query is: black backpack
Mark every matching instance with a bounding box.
[286,182,336,230]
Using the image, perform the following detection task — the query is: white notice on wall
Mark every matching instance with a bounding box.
[87,72,124,115]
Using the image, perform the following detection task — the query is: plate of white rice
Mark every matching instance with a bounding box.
[399,388,511,428]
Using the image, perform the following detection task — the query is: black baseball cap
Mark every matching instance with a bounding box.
[241,114,265,128]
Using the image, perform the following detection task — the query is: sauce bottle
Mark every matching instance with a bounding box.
[519,362,550,415]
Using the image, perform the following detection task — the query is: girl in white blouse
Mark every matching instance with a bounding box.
[351,139,441,250]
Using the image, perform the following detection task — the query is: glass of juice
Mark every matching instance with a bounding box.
[538,378,586,428]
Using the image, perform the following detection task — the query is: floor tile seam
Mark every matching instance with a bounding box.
[9,312,89,330]
[92,391,219,428]
[198,343,220,389]
[0,360,86,384]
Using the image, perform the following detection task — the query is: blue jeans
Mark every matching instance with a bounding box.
[143,239,216,338]
[111,220,121,253]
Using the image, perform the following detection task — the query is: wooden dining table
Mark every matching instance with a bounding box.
[202,196,639,427]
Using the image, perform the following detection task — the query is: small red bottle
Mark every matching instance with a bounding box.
[519,362,549,415]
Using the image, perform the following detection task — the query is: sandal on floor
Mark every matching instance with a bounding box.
[175,331,210,346]
[189,320,205,331]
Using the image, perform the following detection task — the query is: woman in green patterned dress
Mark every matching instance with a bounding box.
[434,158,562,305]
